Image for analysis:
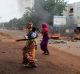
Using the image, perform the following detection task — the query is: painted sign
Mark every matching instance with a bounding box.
[53,16,66,26]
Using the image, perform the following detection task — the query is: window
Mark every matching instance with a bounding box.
[69,8,73,13]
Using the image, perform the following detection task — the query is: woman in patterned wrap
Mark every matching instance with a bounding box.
[22,22,38,68]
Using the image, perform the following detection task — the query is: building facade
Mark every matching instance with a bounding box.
[63,2,80,27]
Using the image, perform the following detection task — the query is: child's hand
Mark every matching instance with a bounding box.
[24,36,28,39]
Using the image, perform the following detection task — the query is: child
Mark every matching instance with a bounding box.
[23,26,38,68]
[40,23,49,55]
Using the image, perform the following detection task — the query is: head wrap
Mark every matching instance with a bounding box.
[42,23,48,33]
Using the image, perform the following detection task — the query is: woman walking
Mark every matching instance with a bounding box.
[40,23,49,55]
[22,22,38,68]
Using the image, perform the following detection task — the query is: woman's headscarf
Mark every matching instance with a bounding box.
[41,23,48,33]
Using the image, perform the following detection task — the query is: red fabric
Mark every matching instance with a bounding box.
[42,23,48,28]
[42,23,48,33]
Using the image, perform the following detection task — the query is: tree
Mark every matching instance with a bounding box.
[4,17,26,30]
[3,0,66,30]
[33,0,66,25]
[23,7,42,29]
[40,0,66,15]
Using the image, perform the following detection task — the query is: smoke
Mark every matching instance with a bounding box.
[17,0,52,25]
[34,0,51,24]
[16,0,34,16]
[16,0,51,24]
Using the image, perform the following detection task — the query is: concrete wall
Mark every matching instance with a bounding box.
[63,2,80,27]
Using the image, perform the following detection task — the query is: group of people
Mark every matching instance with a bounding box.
[22,22,50,68]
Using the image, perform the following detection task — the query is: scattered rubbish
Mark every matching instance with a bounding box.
[49,40,67,44]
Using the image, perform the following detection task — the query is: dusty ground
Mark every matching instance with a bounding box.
[0,30,80,74]
[49,39,80,56]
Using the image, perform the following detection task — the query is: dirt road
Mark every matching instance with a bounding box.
[0,41,80,74]
[0,30,80,74]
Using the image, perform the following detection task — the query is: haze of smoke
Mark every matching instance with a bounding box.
[17,0,52,27]
[34,0,51,24]
[16,0,34,15]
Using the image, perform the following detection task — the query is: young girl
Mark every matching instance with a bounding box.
[40,23,49,55]
[23,23,38,68]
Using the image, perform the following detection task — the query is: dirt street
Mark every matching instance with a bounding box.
[0,30,80,74]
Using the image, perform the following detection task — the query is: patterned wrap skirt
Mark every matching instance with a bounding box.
[22,39,36,64]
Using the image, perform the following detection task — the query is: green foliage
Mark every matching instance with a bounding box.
[41,0,66,15]
[23,7,41,29]
[4,0,66,30]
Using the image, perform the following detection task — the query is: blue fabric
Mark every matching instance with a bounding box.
[27,32,38,39]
